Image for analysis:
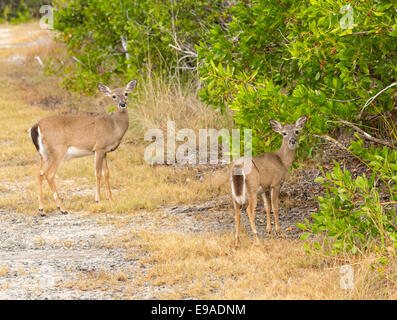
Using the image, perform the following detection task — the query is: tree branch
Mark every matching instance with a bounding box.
[335,120,396,148]
[359,82,397,118]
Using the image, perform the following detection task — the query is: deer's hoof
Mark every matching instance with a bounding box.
[57,206,68,215]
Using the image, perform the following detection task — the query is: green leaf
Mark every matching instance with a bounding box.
[300,233,311,240]
[296,223,308,231]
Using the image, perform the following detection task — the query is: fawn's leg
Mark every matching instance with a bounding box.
[271,185,281,234]
[247,193,259,245]
[233,200,242,247]
[262,191,272,234]
[95,150,105,202]
[102,154,113,201]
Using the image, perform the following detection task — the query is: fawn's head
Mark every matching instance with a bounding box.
[269,115,307,150]
[98,79,137,112]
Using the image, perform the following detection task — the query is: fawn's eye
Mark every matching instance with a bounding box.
[112,95,116,99]
[282,132,287,136]
[295,130,299,134]
[124,92,128,97]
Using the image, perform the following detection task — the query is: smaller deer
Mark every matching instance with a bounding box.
[29,80,137,215]
[230,116,307,246]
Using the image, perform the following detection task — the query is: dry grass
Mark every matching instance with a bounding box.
[137,230,397,299]
[62,269,130,292]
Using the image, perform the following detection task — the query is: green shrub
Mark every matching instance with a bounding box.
[198,0,397,155]
[0,0,49,23]
[298,137,397,255]
[51,0,228,92]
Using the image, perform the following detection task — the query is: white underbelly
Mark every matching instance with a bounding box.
[64,146,93,160]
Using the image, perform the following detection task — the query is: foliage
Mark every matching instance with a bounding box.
[198,0,397,155]
[298,137,397,255]
[51,0,228,93]
[0,0,49,23]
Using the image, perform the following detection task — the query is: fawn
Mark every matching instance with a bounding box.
[230,116,307,246]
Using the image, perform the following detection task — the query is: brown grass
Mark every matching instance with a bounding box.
[137,231,397,299]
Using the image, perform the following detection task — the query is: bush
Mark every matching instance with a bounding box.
[198,0,397,156]
[51,0,228,93]
[298,137,397,255]
[0,0,49,23]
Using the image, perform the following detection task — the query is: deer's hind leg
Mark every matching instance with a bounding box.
[44,150,68,214]
[247,192,260,245]
[233,200,242,247]
[38,156,46,215]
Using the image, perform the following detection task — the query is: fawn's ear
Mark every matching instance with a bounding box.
[125,79,137,92]
[97,83,112,97]
[269,119,283,133]
[295,115,307,131]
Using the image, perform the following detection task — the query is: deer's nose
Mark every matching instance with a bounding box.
[290,137,296,144]
[119,102,126,108]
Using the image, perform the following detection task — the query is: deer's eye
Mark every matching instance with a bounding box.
[124,92,128,97]
[295,130,299,134]
[112,95,117,99]
[282,132,287,136]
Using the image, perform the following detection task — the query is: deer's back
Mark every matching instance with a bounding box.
[38,115,99,150]
[232,153,287,191]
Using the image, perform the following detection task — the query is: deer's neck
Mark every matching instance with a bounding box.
[275,140,295,169]
[110,109,129,137]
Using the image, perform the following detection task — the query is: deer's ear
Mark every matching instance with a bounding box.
[295,115,307,131]
[97,83,112,97]
[125,79,137,92]
[269,119,283,133]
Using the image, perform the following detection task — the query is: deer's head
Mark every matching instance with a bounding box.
[98,79,137,112]
[269,115,307,150]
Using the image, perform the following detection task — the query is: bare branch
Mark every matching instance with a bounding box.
[313,134,348,150]
[327,97,361,103]
[359,82,397,118]
[336,120,396,148]
[121,35,131,68]
[72,55,86,66]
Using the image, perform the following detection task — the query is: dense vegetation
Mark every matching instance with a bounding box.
[3,0,397,255]
[0,0,49,23]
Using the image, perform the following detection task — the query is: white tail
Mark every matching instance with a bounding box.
[231,165,246,205]
[29,79,138,215]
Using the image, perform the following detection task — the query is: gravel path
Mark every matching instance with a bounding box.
[0,178,318,299]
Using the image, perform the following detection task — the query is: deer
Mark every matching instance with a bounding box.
[28,79,137,216]
[230,115,307,246]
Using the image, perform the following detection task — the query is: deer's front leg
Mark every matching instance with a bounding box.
[102,154,113,201]
[262,191,272,234]
[95,150,105,202]
[271,185,281,234]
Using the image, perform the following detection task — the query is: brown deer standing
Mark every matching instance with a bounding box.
[28,79,137,215]
[230,116,307,246]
